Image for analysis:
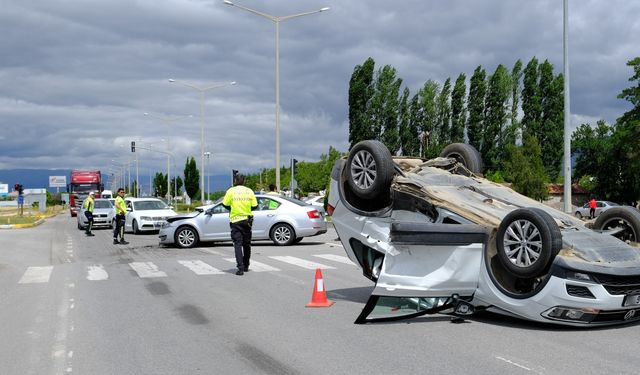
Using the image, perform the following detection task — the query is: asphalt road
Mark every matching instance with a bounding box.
[1,214,639,375]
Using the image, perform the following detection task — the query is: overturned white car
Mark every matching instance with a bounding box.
[328,140,640,326]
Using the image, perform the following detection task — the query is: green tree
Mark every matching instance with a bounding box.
[398,87,415,155]
[153,173,167,198]
[483,64,510,171]
[418,80,440,157]
[348,58,376,148]
[450,73,467,143]
[503,134,549,201]
[170,176,183,197]
[370,65,402,153]
[183,157,199,200]
[504,60,523,148]
[467,66,487,151]
[541,66,565,181]
[435,78,452,145]
[522,57,542,139]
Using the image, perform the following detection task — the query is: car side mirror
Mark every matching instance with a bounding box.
[126,207,132,212]
[205,208,213,216]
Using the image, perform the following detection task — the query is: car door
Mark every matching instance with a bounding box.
[201,204,232,240]
[251,197,280,239]
[596,201,605,217]
[124,200,133,231]
[351,218,488,323]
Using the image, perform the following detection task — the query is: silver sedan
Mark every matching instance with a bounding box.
[159,194,327,248]
[77,199,115,230]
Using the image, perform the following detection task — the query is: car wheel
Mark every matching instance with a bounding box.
[175,226,199,249]
[439,143,483,174]
[346,140,394,200]
[270,223,295,246]
[496,208,562,278]
[575,211,583,219]
[132,220,140,235]
[593,207,640,244]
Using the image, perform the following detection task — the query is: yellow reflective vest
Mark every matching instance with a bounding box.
[83,196,94,213]
[223,185,257,223]
[114,196,127,215]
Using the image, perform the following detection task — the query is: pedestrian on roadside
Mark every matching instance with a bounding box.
[589,197,597,219]
[223,173,257,276]
[83,191,95,236]
[266,184,279,196]
[113,188,129,245]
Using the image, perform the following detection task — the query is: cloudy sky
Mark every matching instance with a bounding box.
[1,0,638,180]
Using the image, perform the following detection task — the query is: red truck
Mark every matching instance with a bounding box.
[68,170,103,217]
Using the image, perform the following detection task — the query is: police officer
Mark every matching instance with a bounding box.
[223,174,257,275]
[83,192,95,236]
[113,188,129,245]
[266,184,279,196]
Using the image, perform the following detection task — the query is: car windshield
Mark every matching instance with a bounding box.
[133,200,169,210]
[604,201,619,206]
[94,200,112,209]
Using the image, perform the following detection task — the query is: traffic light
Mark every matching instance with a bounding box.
[292,159,298,176]
[131,141,136,152]
[232,169,239,177]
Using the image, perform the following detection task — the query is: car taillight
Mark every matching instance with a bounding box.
[327,204,334,216]
[307,210,321,219]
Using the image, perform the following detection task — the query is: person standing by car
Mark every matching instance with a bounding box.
[267,184,279,196]
[83,192,95,236]
[589,197,597,219]
[223,174,257,275]
[113,188,129,245]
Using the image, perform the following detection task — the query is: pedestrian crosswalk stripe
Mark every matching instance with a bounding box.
[18,266,53,284]
[178,260,224,275]
[87,265,109,280]
[223,258,281,272]
[268,256,335,270]
[313,254,356,265]
[129,262,167,278]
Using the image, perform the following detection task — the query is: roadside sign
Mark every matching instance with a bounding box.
[49,176,67,188]
[0,183,8,196]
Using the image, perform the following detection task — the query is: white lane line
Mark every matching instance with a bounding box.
[313,254,356,265]
[87,265,109,281]
[19,266,54,284]
[268,256,335,270]
[129,262,167,278]
[178,260,224,275]
[198,248,226,256]
[495,356,533,372]
[223,258,280,272]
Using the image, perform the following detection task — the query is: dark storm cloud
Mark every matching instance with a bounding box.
[0,0,638,177]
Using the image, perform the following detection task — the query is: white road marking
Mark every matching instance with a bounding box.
[87,265,109,281]
[178,260,224,275]
[19,266,53,284]
[313,254,356,265]
[223,258,281,272]
[198,248,226,256]
[495,356,533,371]
[324,242,343,247]
[129,262,167,278]
[268,256,335,270]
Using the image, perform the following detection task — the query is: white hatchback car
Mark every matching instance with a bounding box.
[124,198,177,234]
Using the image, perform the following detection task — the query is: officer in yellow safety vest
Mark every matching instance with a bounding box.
[266,184,280,209]
[83,191,95,236]
[223,174,257,275]
[112,188,129,245]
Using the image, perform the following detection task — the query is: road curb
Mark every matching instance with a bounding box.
[0,218,45,229]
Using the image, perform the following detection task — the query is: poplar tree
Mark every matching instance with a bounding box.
[418,80,440,157]
[450,73,467,143]
[540,61,564,180]
[503,60,523,148]
[183,157,200,200]
[522,57,542,138]
[370,65,402,154]
[483,64,510,171]
[467,66,487,151]
[436,78,452,145]
[348,58,375,148]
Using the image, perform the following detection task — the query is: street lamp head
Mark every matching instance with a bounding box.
[223,0,234,5]
[168,79,175,83]
[230,81,237,85]
[320,7,330,11]
[143,112,149,116]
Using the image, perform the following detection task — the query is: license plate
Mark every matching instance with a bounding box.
[623,294,640,307]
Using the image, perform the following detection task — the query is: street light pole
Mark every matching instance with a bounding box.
[204,151,211,202]
[169,79,236,203]
[563,0,572,213]
[223,0,329,191]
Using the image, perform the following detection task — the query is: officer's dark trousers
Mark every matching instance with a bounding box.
[85,211,94,233]
[230,220,252,269]
[113,214,126,240]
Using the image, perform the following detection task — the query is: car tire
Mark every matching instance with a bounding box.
[346,140,394,200]
[575,211,583,219]
[496,208,562,278]
[593,207,640,244]
[132,220,140,235]
[175,226,199,249]
[270,223,295,246]
[439,143,483,174]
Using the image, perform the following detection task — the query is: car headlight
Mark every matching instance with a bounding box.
[159,221,171,228]
[565,270,594,282]
[140,216,152,221]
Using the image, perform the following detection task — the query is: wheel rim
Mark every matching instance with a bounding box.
[351,150,377,190]
[601,218,637,243]
[503,219,543,268]
[446,152,464,165]
[178,229,195,247]
[273,226,291,244]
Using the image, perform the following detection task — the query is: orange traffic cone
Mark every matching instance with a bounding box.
[305,268,335,308]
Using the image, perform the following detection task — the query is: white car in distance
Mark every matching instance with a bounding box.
[124,197,177,234]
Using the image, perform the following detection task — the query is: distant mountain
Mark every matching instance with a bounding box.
[0,169,231,194]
